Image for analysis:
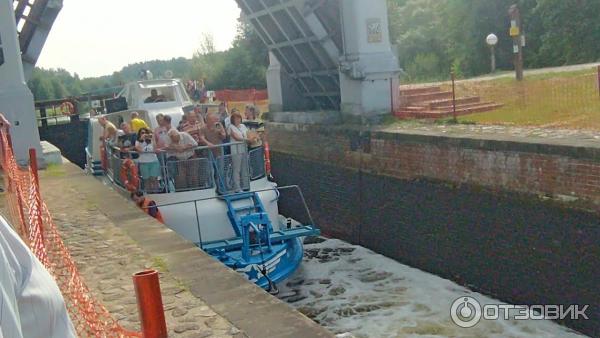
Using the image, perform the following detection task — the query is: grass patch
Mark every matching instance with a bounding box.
[151,256,169,273]
[45,163,66,177]
[452,68,600,129]
[174,278,189,293]
[434,118,477,125]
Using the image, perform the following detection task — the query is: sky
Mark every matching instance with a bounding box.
[37,0,241,78]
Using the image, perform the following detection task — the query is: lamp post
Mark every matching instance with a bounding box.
[486,33,498,73]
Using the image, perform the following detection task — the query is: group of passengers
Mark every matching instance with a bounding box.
[98,103,263,193]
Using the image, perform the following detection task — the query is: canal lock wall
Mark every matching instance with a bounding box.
[37,117,600,336]
[268,122,600,337]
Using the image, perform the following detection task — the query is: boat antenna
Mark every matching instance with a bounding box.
[255,224,279,295]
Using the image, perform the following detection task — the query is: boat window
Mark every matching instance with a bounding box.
[127,90,136,107]
[178,83,192,102]
[142,87,176,104]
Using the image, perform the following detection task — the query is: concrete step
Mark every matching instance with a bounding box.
[400,91,453,105]
[399,106,429,112]
[438,103,504,116]
[399,86,441,96]
[435,101,493,111]
[395,103,504,119]
[427,96,481,109]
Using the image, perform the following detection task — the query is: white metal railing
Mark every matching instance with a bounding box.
[104,142,266,195]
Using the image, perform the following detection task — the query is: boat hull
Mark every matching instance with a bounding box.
[212,237,304,289]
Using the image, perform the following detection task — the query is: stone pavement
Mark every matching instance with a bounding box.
[40,166,243,337]
[29,160,333,338]
[385,122,600,148]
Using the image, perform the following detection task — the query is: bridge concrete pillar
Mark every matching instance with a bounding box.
[266,52,284,113]
[339,0,401,118]
[266,51,313,113]
[0,0,43,165]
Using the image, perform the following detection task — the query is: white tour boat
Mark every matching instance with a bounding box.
[85,79,319,291]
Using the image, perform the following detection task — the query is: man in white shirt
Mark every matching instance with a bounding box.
[165,129,197,160]
[165,129,199,190]
[0,214,76,338]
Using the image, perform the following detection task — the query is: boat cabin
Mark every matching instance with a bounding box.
[117,79,194,112]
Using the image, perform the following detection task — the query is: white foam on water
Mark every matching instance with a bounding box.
[279,238,588,338]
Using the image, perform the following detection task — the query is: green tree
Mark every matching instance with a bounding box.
[50,78,67,99]
[533,0,600,66]
[28,70,54,100]
[390,0,450,81]
[190,33,224,85]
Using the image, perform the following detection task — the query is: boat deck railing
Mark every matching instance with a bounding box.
[103,141,266,195]
[138,185,316,249]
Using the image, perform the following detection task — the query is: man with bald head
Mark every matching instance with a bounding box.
[97,116,116,142]
[165,129,198,190]
[166,129,197,161]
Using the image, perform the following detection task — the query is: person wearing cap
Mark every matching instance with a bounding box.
[131,191,164,223]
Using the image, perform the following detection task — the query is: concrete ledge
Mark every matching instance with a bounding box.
[41,141,63,165]
[267,111,342,125]
[59,162,333,338]
[267,122,600,162]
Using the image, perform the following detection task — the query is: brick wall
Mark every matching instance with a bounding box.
[268,123,600,208]
[268,122,600,337]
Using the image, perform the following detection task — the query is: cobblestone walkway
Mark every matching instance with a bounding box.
[385,122,600,145]
[39,172,246,338]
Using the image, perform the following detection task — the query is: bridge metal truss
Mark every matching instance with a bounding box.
[236,0,343,110]
[12,0,62,78]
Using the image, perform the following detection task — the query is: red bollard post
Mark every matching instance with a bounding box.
[29,148,40,188]
[133,270,167,338]
[264,142,272,176]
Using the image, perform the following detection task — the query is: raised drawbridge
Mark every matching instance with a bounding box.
[235,0,401,117]
[0,0,62,163]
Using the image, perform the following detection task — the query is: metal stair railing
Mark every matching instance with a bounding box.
[240,214,274,262]
[140,185,319,252]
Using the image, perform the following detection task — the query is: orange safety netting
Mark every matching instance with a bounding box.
[0,131,140,337]
[215,88,268,102]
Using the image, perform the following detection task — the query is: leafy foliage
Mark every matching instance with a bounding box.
[388,0,600,82]
[29,1,600,100]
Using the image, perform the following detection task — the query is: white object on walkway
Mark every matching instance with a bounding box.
[0,214,76,338]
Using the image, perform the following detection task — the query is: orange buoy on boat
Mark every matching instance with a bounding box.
[120,158,140,192]
[60,101,75,115]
